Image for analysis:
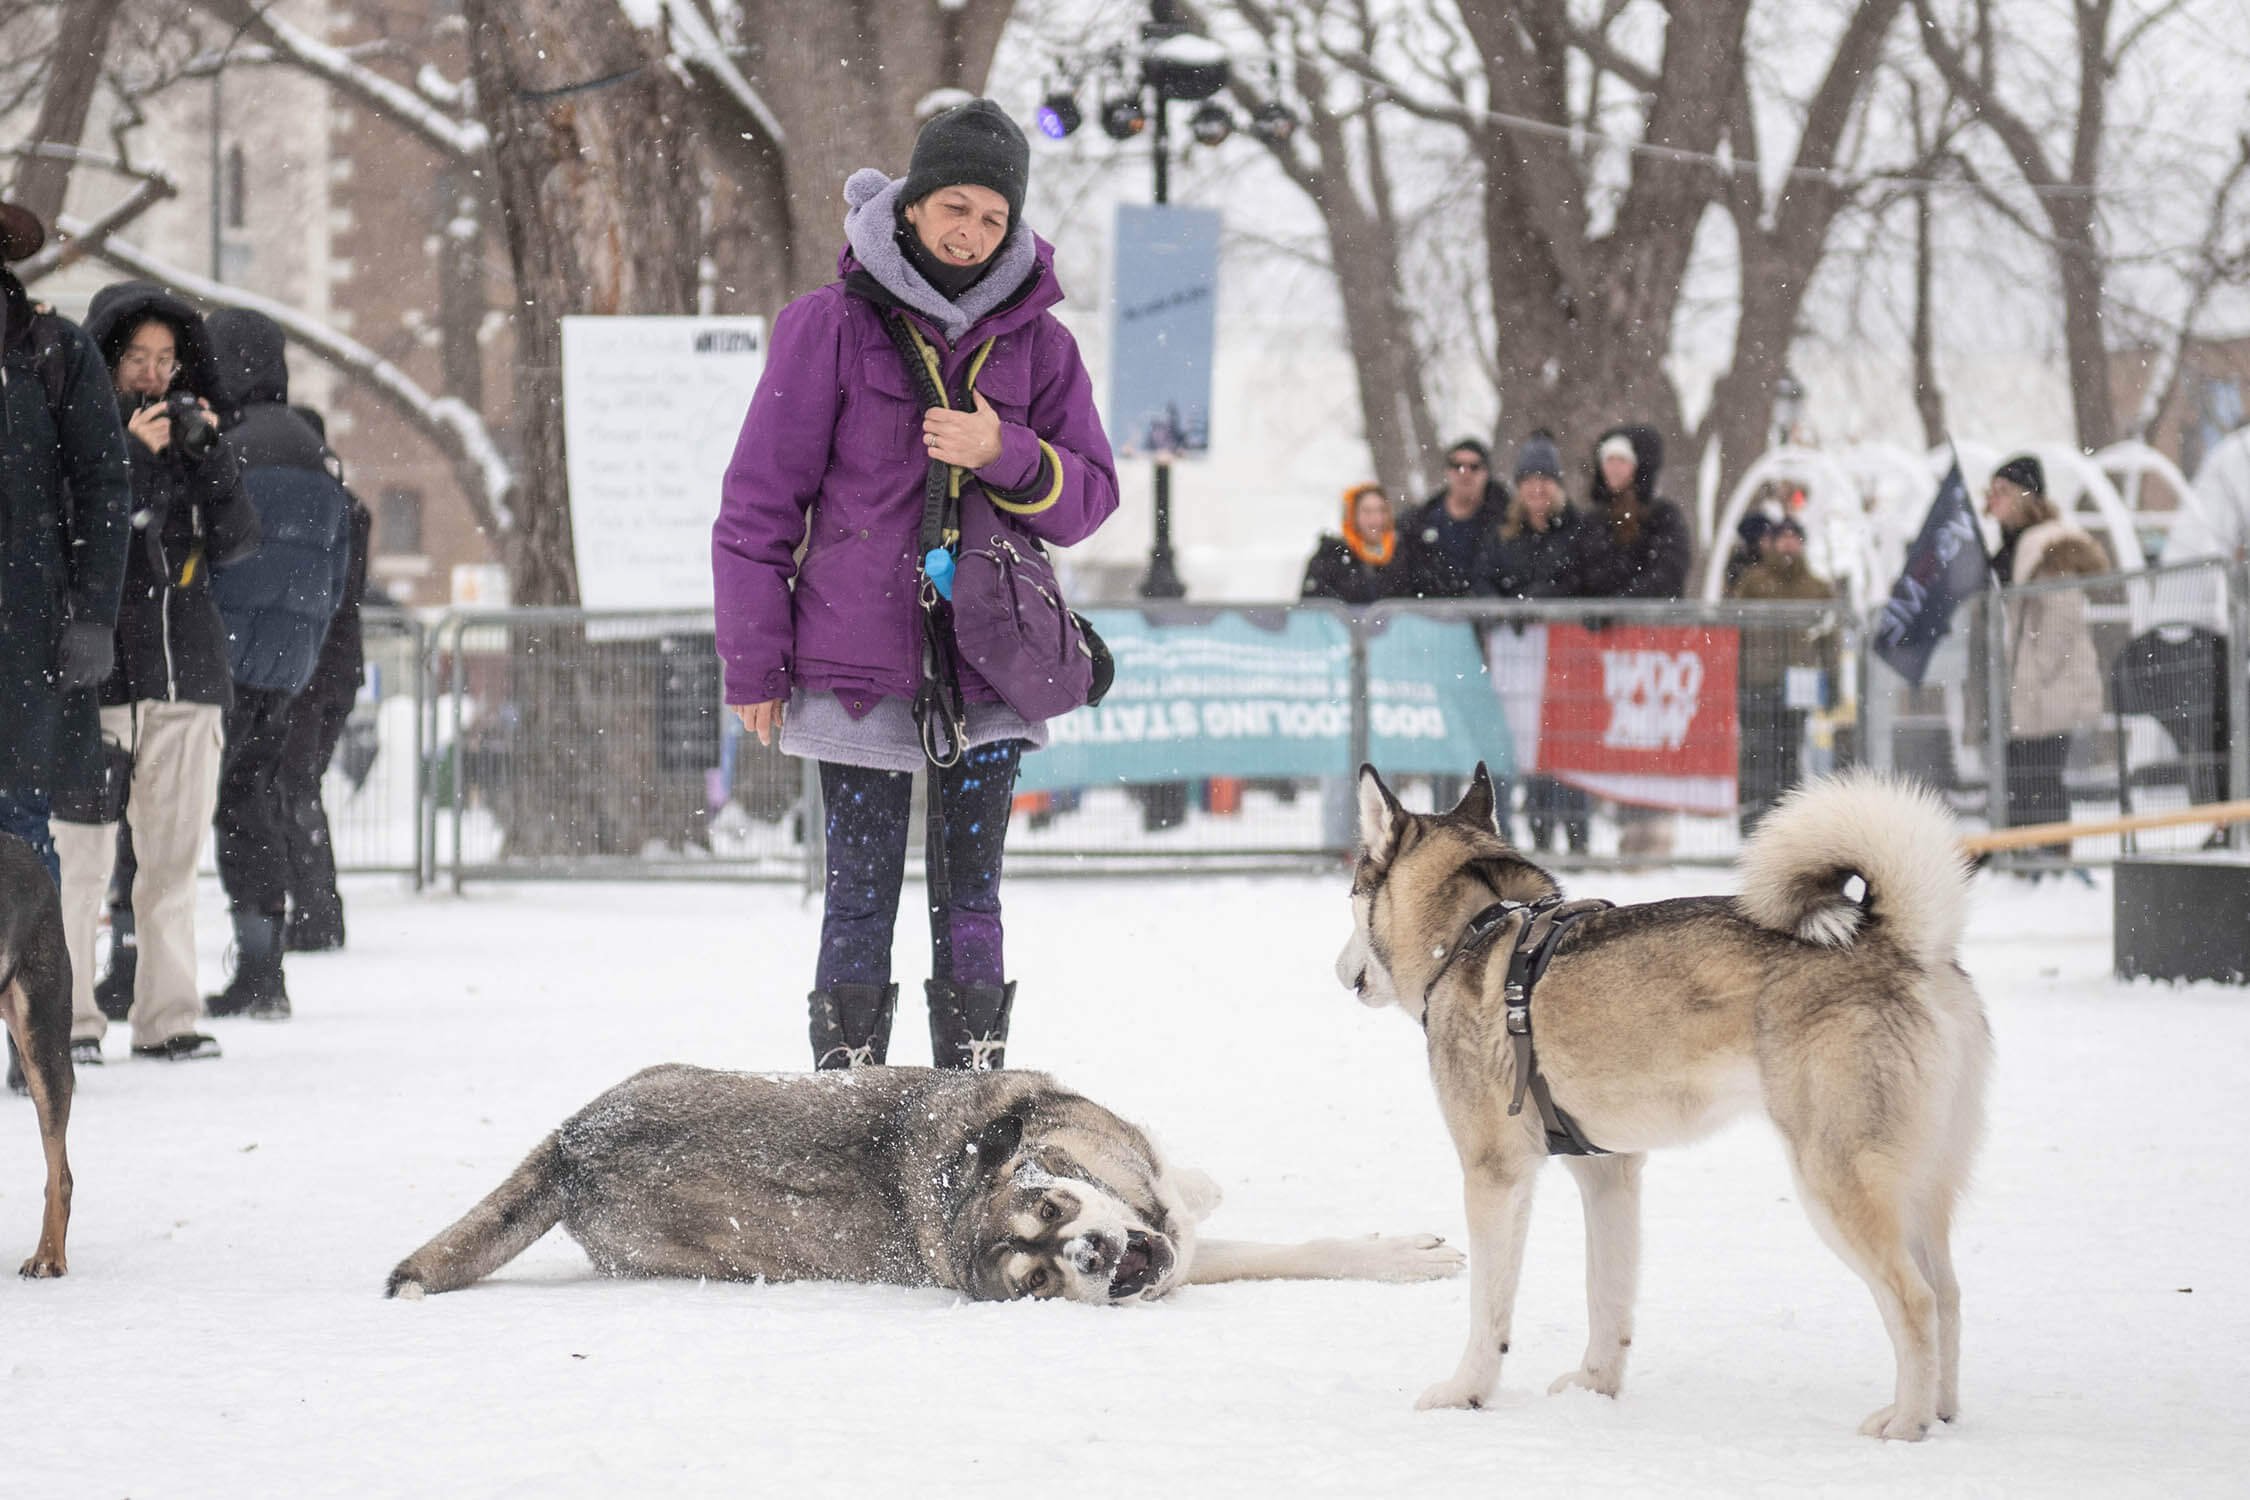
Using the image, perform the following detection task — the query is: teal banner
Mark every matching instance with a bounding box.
[1365,614,1516,778]
[1016,609,1514,791]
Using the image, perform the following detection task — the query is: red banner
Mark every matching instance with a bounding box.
[1538,623,1740,814]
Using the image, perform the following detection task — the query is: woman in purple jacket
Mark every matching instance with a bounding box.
[713,100,1118,1072]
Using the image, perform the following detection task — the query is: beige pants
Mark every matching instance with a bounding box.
[55,700,226,1048]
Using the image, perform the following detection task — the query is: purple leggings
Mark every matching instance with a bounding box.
[815,740,1022,989]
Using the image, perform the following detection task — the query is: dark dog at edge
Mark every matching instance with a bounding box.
[1,834,74,1277]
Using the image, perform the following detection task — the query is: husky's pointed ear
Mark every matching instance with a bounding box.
[1453,763,1498,834]
[969,1112,1026,1171]
[1356,763,1402,854]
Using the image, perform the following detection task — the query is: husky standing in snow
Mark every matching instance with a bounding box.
[1336,766,1990,1440]
[387,1065,1462,1305]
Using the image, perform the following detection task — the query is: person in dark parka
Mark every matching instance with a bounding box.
[1582,424,1691,601]
[1397,436,1511,600]
[51,280,257,1065]
[1476,431,1595,854]
[1580,424,1692,861]
[275,401,372,953]
[200,308,352,1017]
[1301,484,1411,606]
[0,203,132,894]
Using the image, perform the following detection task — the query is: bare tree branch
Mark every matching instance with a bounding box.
[186,0,487,161]
[60,218,517,541]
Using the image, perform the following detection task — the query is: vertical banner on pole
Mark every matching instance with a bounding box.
[1109,204,1220,460]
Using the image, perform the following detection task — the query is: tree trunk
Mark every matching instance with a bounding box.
[459,0,706,861]
[7,0,122,224]
[2051,197,2116,450]
[722,0,1014,304]
[461,0,703,606]
[1912,183,1948,448]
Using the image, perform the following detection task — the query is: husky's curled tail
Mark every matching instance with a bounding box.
[386,1132,568,1299]
[1735,770,1974,974]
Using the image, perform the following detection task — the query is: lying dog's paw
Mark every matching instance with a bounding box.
[1350,1232,1465,1282]
[1415,1375,1490,1411]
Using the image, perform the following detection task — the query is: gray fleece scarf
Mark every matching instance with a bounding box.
[844,168,1037,345]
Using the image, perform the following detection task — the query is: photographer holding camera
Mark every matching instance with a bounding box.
[52,282,258,1066]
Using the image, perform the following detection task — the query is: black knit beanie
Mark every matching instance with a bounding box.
[901,99,1030,225]
[1993,454,2045,497]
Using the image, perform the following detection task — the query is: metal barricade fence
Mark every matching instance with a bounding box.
[387,597,1890,885]
[422,608,812,890]
[344,568,2241,887]
[1962,557,2244,866]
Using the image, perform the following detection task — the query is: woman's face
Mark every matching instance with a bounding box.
[1985,478,2026,528]
[1600,452,1637,496]
[904,184,1011,270]
[1518,475,1560,525]
[1354,490,1394,540]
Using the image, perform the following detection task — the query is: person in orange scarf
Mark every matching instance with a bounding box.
[1301,483,1410,605]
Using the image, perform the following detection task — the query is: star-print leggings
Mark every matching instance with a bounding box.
[815,740,1023,991]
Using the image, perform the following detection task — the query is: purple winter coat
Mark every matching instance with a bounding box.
[712,238,1118,714]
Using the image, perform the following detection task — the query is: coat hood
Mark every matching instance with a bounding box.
[840,167,1044,344]
[82,280,221,399]
[207,306,290,411]
[1591,422,1664,505]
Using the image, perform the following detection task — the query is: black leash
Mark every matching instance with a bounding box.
[1423,893,1615,1157]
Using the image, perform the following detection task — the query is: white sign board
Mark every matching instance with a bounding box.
[560,315,766,611]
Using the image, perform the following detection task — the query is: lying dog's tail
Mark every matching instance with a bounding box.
[386,1131,568,1299]
[1736,770,1972,973]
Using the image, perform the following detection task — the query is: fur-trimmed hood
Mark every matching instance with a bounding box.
[2006,518,2109,585]
[840,168,1040,344]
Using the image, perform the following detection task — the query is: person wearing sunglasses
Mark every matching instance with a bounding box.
[1399,436,1511,601]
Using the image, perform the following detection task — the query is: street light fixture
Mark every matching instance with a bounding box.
[1773,371,1807,447]
[1036,88,1082,140]
[1100,91,1150,140]
[1188,101,1234,147]
[1035,0,1300,599]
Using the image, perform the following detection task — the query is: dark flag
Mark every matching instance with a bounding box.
[1872,460,1990,686]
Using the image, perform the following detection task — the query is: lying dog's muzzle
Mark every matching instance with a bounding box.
[1108,1231,1174,1299]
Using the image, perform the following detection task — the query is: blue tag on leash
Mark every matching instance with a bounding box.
[924,547,955,600]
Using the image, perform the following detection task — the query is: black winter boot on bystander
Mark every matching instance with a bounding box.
[206,908,291,1020]
[94,905,136,1022]
[927,979,1014,1071]
[808,983,898,1069]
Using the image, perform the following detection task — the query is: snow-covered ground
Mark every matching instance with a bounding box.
[6,865,2247,1498]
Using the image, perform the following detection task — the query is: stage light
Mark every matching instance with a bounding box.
[1249,100,1298,146]
[1188,101,1234,147]
[1101,92,1149,140]
[1036,90,1082,140]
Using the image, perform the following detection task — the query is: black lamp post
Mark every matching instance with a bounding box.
[1040,1,1292,600]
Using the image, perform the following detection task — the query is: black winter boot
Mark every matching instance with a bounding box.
[927,979,1015,1071]
[94,906,137,1022]
[808,982,898,1069]
[207,909,291,1020]
[285,899,345,953]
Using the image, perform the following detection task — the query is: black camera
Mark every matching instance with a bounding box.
[156,391,221,459]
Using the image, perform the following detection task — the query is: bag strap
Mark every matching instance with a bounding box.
[30,307,69,420]
[876,313,999,772]
[875,313,996,984]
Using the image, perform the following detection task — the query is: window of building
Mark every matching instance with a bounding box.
[380,488,424,555]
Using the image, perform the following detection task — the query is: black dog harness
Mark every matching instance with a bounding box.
[1421,893,1615,1158]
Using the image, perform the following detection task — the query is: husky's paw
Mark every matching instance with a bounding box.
[1352,1233,1465,1282]
[1859,1403,1934,1441]
[17,1253,66,1279]
[1404,1376,1494,1412]
[1548,1366,1622,1398]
